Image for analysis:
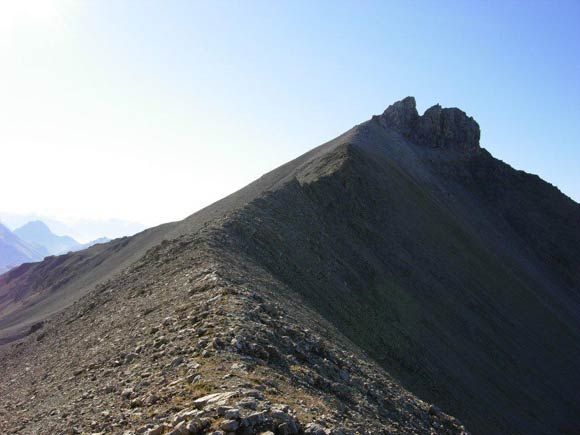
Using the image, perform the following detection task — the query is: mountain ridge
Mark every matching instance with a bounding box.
[1,98,578,434]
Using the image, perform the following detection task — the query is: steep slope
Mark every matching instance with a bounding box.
[0,224,175,344]
[220,140,580,434]
[14,220,80,255]
[0,223,467,435]
[0,129,355,345]
[0,98,579,435]
[216,99,580,434]
[0,223,44,274]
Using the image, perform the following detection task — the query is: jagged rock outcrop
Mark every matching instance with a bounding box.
[376,96,481,152]
[377,96,419,137]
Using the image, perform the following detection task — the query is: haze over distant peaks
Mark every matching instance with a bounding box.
[14,221,80,256]
[0,222,44,274]
[0,220,114,274]
[0,213,146,243]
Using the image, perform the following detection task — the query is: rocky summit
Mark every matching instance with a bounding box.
[0,98,579,435]
[376,96,480,152]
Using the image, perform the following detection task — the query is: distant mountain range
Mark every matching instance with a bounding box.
[0,223,44,274]
[14,221,80,256]
[0,213,146,243]
[78,237,110,250]
[0,220,110,273]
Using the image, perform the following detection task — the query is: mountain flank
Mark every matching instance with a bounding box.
[0,98,579,435]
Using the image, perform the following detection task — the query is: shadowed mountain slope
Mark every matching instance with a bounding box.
[0,98,579,435]
[219,122,580,434]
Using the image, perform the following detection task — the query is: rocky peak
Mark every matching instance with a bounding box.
[377,97,481,152]
[380,96,419,136]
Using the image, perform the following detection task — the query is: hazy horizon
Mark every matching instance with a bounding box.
[2,0,579,229]
[0,212,146,243]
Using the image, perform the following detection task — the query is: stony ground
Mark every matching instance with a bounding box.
[0,223,468,435]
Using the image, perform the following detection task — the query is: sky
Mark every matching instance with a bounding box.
[1,0,579,230]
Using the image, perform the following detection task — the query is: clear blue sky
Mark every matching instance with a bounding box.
[1,0,578,226]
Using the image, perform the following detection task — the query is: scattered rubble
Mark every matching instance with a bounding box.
[0,228,468,434]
